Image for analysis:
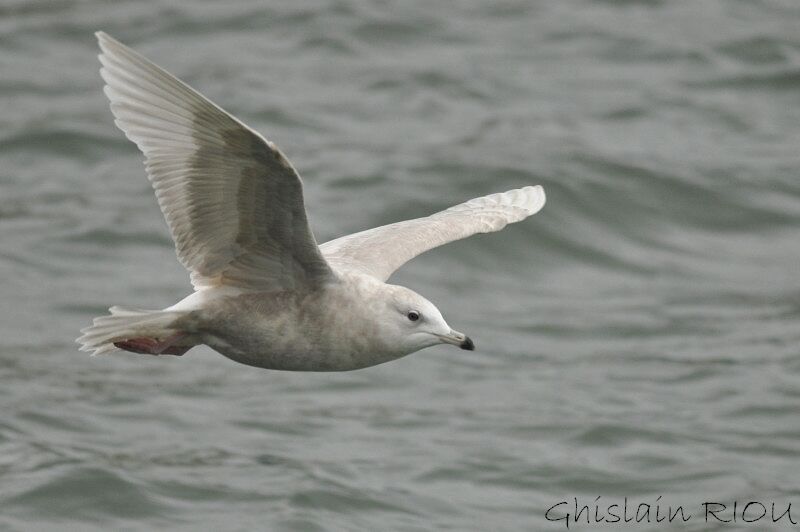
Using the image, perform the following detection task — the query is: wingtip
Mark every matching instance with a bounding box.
[533,184,546,208]
[96,31,110,59]
[519,185,546,215]
[95,31,124,54]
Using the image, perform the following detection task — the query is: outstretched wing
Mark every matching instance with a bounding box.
[97,32,333,291]
[320,186,545,281]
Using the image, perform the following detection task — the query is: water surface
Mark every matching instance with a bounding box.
[2,1,800,530]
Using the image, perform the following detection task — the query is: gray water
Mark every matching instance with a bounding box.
[2,1,800,530]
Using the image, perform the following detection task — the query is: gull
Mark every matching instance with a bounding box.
[77,32,546,371]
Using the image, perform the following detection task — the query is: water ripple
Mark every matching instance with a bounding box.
[2,1,800,530]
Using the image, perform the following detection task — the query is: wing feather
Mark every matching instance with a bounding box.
[320,186,545,280]
[96,32,333,291]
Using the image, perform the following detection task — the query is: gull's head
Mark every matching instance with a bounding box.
[377,284,474,355]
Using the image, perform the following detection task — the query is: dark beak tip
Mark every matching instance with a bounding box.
[460,336,475,351]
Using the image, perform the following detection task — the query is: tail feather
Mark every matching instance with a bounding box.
[77,306,187,356]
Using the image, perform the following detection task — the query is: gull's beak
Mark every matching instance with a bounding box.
[438,329,475,351]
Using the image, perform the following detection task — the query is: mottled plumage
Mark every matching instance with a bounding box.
[77,32,546,371]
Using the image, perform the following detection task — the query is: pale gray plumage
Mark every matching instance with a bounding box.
[321,186,546,281]
[97,31,332,291]
[77,32,546,371]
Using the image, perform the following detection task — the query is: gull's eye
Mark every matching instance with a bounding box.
[407,310,420,322]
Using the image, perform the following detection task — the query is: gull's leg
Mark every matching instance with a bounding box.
[114,332,190,356]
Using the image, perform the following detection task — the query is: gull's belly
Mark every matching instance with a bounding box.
[192,291,405,372]
[201,304,408,371]
[203,329,401,372]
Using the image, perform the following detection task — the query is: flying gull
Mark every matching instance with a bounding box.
[77,32,546,371]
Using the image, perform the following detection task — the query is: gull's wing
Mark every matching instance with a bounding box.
[96,32,333,291]
[320,186,545,281]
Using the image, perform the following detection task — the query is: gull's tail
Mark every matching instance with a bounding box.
[77,306,191,356]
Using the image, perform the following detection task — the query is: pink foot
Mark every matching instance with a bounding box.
[114,332,190,356]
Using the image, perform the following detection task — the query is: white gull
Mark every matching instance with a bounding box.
[77,32,546,371]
